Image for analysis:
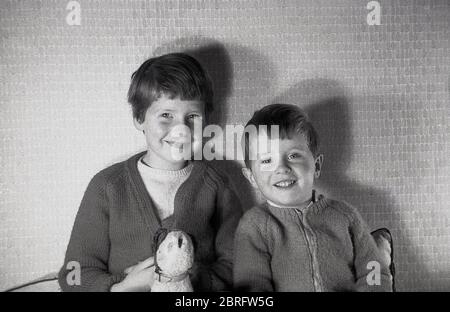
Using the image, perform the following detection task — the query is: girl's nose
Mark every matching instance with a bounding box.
[169,124,191,140]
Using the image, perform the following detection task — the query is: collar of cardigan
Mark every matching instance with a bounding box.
[266,189,319,211]
[154,269,190,283]
[266,193,328,216]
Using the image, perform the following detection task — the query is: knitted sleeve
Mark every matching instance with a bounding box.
[58,174,125,291]
[192,171,243,291]
[345,203,393,292]
[233,209,274,292]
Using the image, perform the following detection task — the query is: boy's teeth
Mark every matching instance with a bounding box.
[275,180,295,187]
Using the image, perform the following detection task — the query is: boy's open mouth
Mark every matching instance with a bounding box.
[273,180,296,188]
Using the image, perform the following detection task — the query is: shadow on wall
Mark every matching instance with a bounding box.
[154,37,277,211]
[154,38,232,128]
[273,79,429,291]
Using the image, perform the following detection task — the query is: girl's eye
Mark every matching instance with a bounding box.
[188,114,201,120]
[288,153,301,160]
[261,158,272,164]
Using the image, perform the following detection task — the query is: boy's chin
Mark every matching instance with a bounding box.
[269,196,312,208]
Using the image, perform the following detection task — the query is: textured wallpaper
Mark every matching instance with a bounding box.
[0,0,449,291]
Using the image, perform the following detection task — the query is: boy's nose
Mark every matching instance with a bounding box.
[274,160,291,174]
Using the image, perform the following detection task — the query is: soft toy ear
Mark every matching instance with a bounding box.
[186,233,197,253]
[153,228,169,254]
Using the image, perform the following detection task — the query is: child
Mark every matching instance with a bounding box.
[233,104,392,292]
[58,53,242,291]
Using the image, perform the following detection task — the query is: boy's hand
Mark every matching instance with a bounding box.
[110,257,155,292]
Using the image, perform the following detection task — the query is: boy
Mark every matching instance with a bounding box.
[58,53,242,291]
[233,104,392,291]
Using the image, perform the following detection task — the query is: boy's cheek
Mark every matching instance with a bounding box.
[255,172,272,189]
[259,162,277,172]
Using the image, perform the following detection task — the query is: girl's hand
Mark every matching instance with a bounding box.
[110,257,155,292]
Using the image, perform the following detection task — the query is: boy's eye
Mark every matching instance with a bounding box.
[288,153,301,160]
[160,113,173,119]
[261,158,272,164]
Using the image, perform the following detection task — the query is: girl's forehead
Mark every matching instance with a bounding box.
[150,95,204,112]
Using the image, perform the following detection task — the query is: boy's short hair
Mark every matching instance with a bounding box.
[242,104,320,168]
[128,53,213,123]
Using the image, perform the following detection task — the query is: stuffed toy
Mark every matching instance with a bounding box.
[151,228,195,292]
[371,228,396,291]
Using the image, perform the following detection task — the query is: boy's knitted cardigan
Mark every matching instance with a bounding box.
[58,152,242,291]
[233,197,392,292]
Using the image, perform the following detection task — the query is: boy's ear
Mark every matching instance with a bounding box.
[314,154,324,178]
[133,117,144,131]
[242,167,258,188]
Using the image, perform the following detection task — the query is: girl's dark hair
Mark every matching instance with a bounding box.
[242,104,320,168]
[128,53,213,123]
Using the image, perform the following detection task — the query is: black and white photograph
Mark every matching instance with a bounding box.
[0,0,449,299]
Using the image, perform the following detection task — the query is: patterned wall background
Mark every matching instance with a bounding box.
[0,0,449,291]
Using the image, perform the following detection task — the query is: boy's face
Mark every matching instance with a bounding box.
[243,131,323,208]
[134,94,205,170]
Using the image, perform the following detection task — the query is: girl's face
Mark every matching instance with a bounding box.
[134,94,205,170]
[243,131,323,208]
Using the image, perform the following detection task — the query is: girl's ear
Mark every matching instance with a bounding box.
[242,167,258,188]
[314,154,324,178]
[133,117,144,131]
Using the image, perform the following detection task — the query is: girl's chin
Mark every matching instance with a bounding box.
[145,152,188,169]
